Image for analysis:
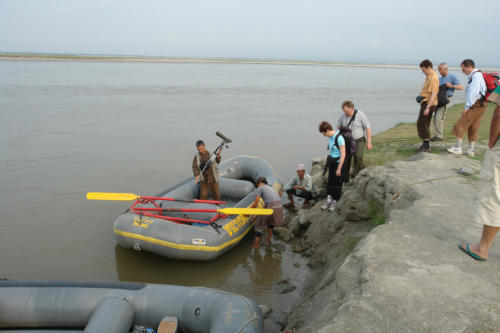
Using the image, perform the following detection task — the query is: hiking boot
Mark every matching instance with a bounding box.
[463,149,475,157]
[328,201,336,212]
[447,146,462,155]
[430,136,443,142]
[416,145,431,153]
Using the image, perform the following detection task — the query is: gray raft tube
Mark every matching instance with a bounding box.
[157,155,282,203]
[0,281,263,333]
[149,155,282,219]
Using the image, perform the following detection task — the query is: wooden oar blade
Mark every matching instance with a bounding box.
[219,208,274,216]
[86,192,139,201]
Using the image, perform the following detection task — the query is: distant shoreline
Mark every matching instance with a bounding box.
[0,53,421,70]
[3,53,499,71]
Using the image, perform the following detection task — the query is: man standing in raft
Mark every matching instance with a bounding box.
[192,140,222,201]
[250,177,285,249]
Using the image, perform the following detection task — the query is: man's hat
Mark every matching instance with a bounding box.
[296,163,306,171]
[196,140,205,147]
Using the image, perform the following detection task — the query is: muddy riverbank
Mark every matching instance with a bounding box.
[273,152,500,332]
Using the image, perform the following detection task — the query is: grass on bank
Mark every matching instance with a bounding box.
[365,102,496,167]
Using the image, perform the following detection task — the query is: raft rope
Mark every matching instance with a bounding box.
[129,198,224,233]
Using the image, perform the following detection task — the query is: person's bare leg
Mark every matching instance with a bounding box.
[462,225,500,259]
[251,236,261,249]
[265,228,273,243]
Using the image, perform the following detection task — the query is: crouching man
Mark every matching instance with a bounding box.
[281,163,314,209]
[250,177,284,249]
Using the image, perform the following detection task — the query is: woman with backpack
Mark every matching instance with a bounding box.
[318,121,346,212]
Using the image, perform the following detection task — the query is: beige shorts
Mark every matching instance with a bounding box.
[475,146,500,227]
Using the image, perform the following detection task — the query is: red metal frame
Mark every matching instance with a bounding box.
[129,198,225,225]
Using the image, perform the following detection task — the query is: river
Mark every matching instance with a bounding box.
[0,59,466,330]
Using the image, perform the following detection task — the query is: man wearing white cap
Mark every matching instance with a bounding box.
[281,163,314,209]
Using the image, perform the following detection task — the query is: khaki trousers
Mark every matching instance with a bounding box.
[475,147,500,227]
[433,105,446,139]
[452,100,486,142]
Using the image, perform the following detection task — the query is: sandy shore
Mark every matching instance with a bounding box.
[0,54,421,70]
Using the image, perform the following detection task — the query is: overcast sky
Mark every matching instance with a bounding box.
[1,0,499,66]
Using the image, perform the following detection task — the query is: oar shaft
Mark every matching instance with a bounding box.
[139,196,226,204]
[133,207,217,213]
[132,207,273,215]
[86,192,226,204]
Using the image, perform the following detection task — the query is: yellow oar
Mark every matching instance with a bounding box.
[218,208,273,215]
[87,192,139,201]
[86,192,226,204]
[133,207,274,216]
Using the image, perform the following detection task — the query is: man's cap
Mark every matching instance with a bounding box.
[196,140,205,147]
[296,163,306,171]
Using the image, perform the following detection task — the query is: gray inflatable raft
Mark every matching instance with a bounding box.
[0,280,263,333]
[113,156,282,261]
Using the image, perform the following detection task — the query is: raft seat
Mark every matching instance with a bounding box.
[218,178,255,201]
[157,316,179,333]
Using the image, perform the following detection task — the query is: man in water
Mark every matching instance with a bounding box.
[336,100,372,182]
[281,163,314,209]
[192,140,221,201]
[431,62,462,141]
[250,177,284,249]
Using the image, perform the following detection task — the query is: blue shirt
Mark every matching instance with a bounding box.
[328,131,345,159]
[439,74,460,97]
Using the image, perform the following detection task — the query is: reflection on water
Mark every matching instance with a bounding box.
[115,231,307,316]
[246,246,283,294]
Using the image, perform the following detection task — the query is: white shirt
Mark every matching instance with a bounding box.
[465,70,486,110]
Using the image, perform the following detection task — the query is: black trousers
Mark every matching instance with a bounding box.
[326,157,343,201]
[341,137,366,183]
[286,188,314,201]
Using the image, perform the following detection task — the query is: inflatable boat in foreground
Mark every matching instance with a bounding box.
[113,155,282,261]
[0,280,263,333]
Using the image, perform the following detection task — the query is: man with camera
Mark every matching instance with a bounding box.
[416,59,439,152]
[192,140,221,201]
[336,100,372,182]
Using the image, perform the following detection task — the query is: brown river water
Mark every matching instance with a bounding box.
[0,60,466,330]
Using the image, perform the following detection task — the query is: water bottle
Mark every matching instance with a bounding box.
[132,325,156,333]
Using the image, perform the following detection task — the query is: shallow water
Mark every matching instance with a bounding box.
[0,60,466,324]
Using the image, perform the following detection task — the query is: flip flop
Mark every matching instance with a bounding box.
[459,243,486,261]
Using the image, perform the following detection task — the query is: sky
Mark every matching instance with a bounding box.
[1,0,499,66]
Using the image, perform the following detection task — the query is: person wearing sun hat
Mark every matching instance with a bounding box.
[281,163,314,209]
